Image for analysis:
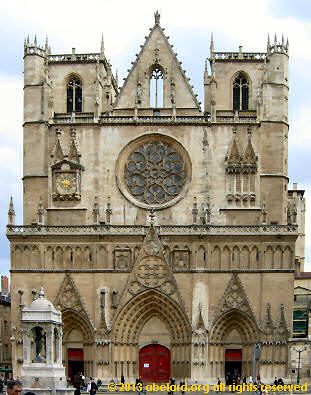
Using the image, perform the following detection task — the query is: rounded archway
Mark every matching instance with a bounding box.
[139,344,170,383]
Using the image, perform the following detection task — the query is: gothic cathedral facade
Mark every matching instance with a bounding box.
[8,13,303,382]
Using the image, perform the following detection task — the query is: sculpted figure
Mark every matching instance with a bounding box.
[34,326,45,361]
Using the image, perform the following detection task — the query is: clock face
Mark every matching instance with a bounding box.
[55,173,77,194]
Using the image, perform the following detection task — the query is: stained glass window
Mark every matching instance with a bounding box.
[67,77,82,113]
[124,141,187,205]
[233,74,249,111]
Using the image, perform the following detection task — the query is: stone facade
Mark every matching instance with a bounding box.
[8,14,305,382]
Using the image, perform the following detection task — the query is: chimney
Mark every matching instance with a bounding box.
[1,276,8,296]
[293,183,297,190]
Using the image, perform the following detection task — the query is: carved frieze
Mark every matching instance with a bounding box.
[114,248,132,269]
[172,248,190,269]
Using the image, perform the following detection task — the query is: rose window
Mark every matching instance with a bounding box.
[124,142,187,205]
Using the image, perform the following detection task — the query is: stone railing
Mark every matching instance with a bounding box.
[48,53,100,62]
[51,114,258,126]
[53,115,96,124]
[213,52,266,61]
[24,46,46,57]
[269,45,288,55]
[215,116,257,124]
[100,115,209,125]
[53,112,96,124]
[7,224,298,237]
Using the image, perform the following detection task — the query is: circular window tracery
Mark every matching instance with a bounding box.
[116,135,191,210]
[124,142,186,205]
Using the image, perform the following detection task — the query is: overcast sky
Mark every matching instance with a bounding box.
[0,0,310,279]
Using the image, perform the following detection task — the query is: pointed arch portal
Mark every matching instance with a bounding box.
[113,289,191,380]
[209,309,260,379]
[62,309,95,379]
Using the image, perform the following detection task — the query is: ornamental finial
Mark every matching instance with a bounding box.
[100,33,105,53]
[154,10,160,25]
[8,196,15,225]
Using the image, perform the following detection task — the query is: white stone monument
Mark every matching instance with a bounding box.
[20,288,74,395]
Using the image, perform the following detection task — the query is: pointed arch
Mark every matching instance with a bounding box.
[212,246,221,270]
[226,138,241,165]
[113,289,191,344]
[55,246,63,269]
[23,246,31,269]
[66,74,83,113]
[197,245,206,269]
[232,246,240,269]
[274,246,283,269]
[240,245,250,269]
[149,64,164,108]
[265,246,274,269]
[12,245,22,269]
[46,246,54,269]
[242,139,257,165]
[250,246,260,269]
[222,246,231,269]
[62,308,94,343]
[210,309,259,343]
[31,245,40,269]
[232,71,251,111]
[283,246,292,269]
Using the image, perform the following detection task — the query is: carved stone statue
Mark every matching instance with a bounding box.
[136,81,142,104]
[154,10,160,25]
[34,326,46,362]
[171,80,175,104]
[287,202,292,224]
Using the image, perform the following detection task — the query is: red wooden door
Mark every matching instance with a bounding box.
[139,344,170,383]
[68,348,84,379]
[225,349,242,361]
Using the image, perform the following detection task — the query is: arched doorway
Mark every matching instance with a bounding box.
[139,344,170,382]
[62,309,94,379]
[66,329,84,379]
[112,289,192,381]
[209,310,259,379]
[225,349,242,378]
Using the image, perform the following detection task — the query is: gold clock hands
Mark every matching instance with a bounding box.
[57,179,71,187]
[61,179,71,187]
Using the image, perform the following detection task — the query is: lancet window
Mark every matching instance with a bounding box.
[67,77,82,113]
[150,67,164,108]
[233,73,249,111]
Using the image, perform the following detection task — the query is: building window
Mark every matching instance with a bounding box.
[150,67,164,108]
[67,77,82,113]
[233,73,249,111]
[3,320,7,335]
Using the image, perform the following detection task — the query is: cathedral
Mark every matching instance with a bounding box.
[7,12,305,382]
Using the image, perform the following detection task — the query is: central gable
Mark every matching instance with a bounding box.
[113,13,201,112]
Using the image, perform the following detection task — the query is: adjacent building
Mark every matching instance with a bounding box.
[0,276,12,378]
